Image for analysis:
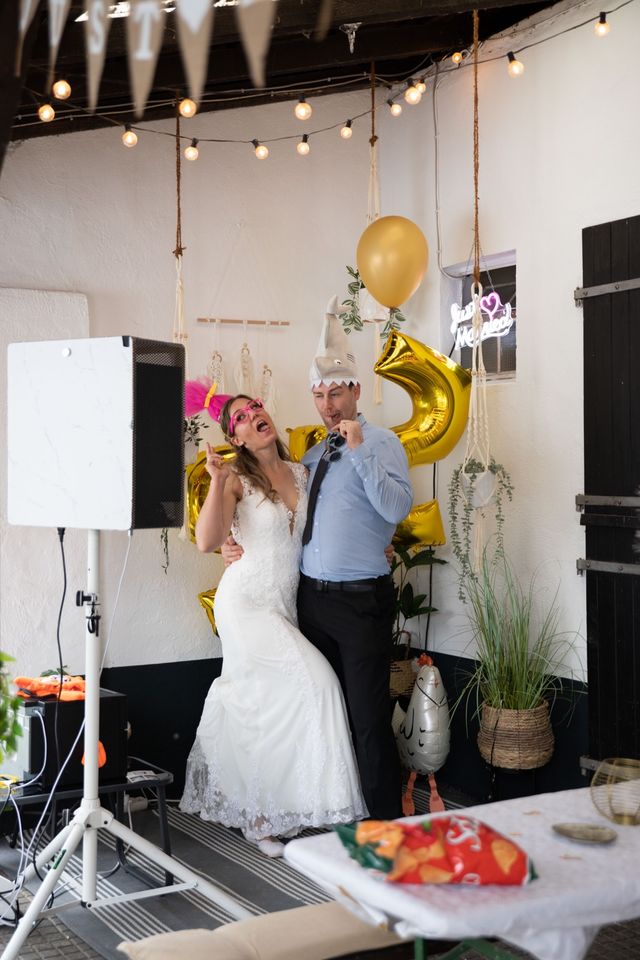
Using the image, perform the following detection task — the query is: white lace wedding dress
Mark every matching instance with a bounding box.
[180,461,367,840]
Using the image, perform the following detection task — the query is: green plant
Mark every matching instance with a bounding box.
[0,652,22,765]
[339,266,407,339]
[390,546,446,647]
[447,457,513,599]
[455,553,576,717]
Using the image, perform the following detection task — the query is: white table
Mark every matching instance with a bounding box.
[285,787,640,960]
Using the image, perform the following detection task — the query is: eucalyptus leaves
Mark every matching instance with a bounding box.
[447,457,513,599]
[339,266,407,339]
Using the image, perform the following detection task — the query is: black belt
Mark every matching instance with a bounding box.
[300,573,391,593]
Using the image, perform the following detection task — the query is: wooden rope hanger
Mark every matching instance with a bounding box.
[196,317,290,326]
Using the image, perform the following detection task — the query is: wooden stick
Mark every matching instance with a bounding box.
[196,318,290,326]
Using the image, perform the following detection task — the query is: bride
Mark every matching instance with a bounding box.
[180,390,367,857]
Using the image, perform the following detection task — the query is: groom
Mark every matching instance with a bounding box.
[224,299,413,818]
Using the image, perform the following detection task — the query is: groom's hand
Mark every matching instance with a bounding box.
[337,418,363,449]
[221,535,244,566]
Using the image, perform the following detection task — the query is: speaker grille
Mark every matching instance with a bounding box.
[131,339,185,529]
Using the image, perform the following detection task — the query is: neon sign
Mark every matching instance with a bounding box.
[450,292,514,350]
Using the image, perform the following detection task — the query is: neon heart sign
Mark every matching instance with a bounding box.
[450,291,514,351]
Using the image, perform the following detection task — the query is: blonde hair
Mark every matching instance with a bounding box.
[220,395,291,502]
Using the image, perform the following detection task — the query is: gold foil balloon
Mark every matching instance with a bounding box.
[375,330,471,467]
[392,500,445,550]
[185,446,235,543]
[198,588,217,633]
[356,216,429,308]
[286,425,327,463]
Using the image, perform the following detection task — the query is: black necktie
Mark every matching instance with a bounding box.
[301,455,329,546]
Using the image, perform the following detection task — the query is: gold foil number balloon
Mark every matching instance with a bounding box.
[375,330,471,467]
[393,500,445,550]
[198,588,217,633]
[185,446,236,543]
[286,425,327,463]
[356,216,429,308]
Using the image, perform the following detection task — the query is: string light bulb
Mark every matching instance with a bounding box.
[294,98,312,120]
[52,78,71,100]
[296,134,310,156]
[252,139,269,159]
[340,119,353,139]
[404,83,422,105]
[507,52,525,77]
[38,103,55,122]
[387,99,402,117]
[415,78,427,94]
[595,12,610,36]
[184,138,199,161]
[122,124,138,147]
[452,51,463,65]
[178,97,197,118]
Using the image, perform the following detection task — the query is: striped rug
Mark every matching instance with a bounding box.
[0,780,465,960]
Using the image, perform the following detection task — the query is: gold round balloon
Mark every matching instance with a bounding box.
[356,216,429,308]
[286,425,327,462]
[375,330,471,467]
[185,446,236,544]
[392,500,445,550]
[198,588,217,633]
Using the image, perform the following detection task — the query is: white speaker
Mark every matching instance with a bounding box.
[7,336,184,530]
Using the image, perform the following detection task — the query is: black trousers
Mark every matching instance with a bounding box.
[297,575,403,820]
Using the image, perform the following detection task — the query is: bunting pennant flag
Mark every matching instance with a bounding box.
[47,0,72,89]
[176,0,215,106]
[126,0,165,119]
[15,0,40,77]
[236,0,278,88]
[84,0,113,112]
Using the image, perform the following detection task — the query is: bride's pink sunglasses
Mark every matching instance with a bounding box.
[229,398,265,435]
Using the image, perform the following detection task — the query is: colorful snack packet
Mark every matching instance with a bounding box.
[335,815,536,886]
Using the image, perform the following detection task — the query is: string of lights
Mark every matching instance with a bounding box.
[15,0,635,159]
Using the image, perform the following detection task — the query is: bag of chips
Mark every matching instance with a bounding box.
[335,815,535,886]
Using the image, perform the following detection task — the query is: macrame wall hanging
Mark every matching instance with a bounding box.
[363,64,390,405]
[461,11,495,573]
[197,220,285,421]
[173,106,189,374]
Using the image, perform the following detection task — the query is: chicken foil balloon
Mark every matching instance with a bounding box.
[393,655,450,775]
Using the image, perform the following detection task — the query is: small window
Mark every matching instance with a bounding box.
[449,263,517,381]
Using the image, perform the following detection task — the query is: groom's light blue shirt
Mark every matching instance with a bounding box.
[300,414,412,581]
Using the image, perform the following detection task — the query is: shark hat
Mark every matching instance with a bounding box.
[309,296,360,388]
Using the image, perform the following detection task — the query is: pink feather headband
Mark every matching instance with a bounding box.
[184,378,232,423]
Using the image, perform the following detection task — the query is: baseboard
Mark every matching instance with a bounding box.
[101,658,222,798]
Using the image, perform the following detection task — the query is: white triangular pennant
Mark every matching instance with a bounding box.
[47,0,72,88]
[236,0,277,89]
[126,0,165,119]
[15,0,40,76]
[176,0,215,105]
[84,0,113,112]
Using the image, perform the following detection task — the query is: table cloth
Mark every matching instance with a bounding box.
[285,787,640,960]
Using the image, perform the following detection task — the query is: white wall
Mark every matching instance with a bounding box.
[1,0,637,678]
[379,0,640,676]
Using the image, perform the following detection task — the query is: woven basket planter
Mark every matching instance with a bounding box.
[390,658,415,698]
[477,701,554,770]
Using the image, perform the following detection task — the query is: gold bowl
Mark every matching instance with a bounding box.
[590,758,640,825]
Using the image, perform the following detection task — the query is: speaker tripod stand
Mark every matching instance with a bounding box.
[1,530,250,960]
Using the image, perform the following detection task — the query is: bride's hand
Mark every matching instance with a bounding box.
[205,442,231,481]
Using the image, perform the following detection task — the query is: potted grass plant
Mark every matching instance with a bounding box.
[456,554,576,770]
